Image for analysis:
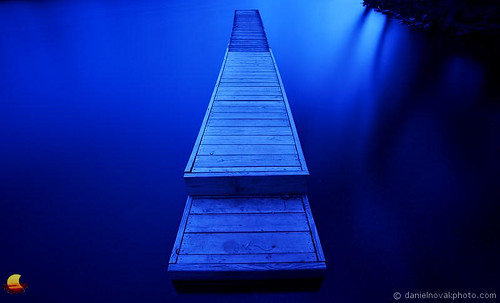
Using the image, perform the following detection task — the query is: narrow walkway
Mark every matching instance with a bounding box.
[169,10,325,280]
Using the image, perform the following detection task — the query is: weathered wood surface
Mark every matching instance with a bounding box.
[168,10,325,281]
[184,9,308,195]
[168,195,326,280]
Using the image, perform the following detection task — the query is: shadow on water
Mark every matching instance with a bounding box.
[172,278,324,294]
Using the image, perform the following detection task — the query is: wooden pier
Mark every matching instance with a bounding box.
[168,10,326,281]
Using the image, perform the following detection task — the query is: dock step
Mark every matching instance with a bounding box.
[168,195,326,280]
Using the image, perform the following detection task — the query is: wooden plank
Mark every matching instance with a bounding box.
[220,80,279,85]
[185,213,309,232]
[231,33,267,35]
[228,48,269,51]
[220,78,278,82]
[185,170,308,177]
[177,253,318,264]
[218,79,280,84]
[202,135,294,145]
[224,65,273,68]
[224,61,273,64]
[228,57,272,62]
[217,86,281,91]
[192,167,302,173]
[198,144,297,155]
[216,91,282,97]
[211,106,285,113]
[230,42,268,45]
[226,56,272,59]
[217,87,282,95]
[224,60,272,63]
[226,59,272,62]
[207,119,289,127]
[230,43,268,46]
[169,196,193,264]
[223,70,273,73]
[224,61,274,64]
[229,52,269,55]
[209,112,286,119]
[223,68,275,72]
[302,195,326,262]
[218,82,280,87]
[226,54,272,58]
[230,38,267,41]
[270,50,309,173]
[230,42,268,46]
[219,81,278,84]
[180,232,315,254]
[214,95,283,101]
[230,37,267,39]
[230,39,267,41]
[221,74,277,78]
[228,52,271,60]
[221,74,276,78]
[224,67,271,70]
[168,262,326,280]
[204,126,291,136]
[184,173,308,195]
[227,51,270,55]
[230,37,267,40]
[223,71,275,75]
[214,101,283,107]
[223,66,275,70]
[190,196,304,214]
[218,85,280,91]
[226,48,269,51]
[222,70,274,73]
[223,65,276,72]
[229,43,269,48]
[227,52,270,56]
[194,155,300,167]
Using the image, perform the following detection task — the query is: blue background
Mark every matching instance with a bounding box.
[1,0,499,302]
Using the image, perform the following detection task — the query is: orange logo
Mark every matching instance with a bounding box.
[2,274,28,294]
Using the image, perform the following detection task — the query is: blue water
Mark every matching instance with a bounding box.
[1,1,499,302]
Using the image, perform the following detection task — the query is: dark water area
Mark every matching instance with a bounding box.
[1,1,498,302]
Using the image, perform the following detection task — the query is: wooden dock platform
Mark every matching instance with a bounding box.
[184,10,308,195]
[168,10,326,281]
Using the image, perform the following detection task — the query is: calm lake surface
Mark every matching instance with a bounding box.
[1,0,498,302]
